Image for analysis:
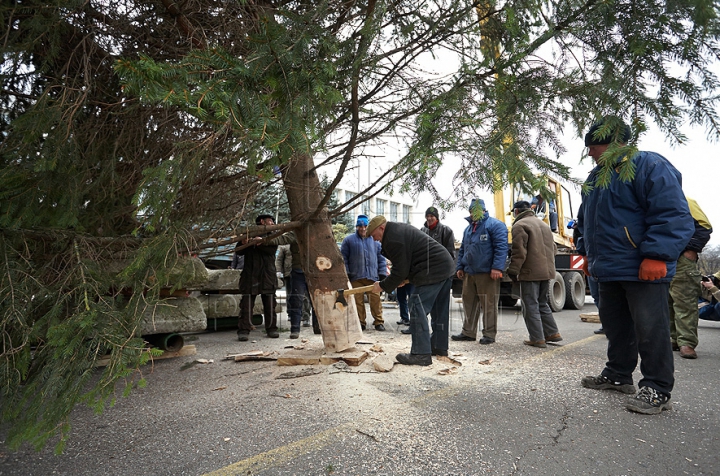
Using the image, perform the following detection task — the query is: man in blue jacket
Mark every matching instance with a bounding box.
[341,215,388,331]
[577,116,694,415]
[452,198,508,345]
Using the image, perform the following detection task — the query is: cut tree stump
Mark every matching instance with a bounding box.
[312,289,364,353]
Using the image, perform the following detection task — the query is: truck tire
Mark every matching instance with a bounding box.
[563,272,586,310]
[548,271,566,312]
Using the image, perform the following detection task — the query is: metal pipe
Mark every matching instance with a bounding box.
[145,333,184,352]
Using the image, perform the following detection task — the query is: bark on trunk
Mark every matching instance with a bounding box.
[282,153,362,352]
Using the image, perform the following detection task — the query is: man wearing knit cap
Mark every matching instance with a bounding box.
[453,198,508,345]
[393,207,456,330]
[340,214,388,331]
[368,216,455,366]
[577,116,694,415]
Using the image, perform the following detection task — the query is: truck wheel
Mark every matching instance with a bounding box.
[548,271,566,312]
[563,272,586,310]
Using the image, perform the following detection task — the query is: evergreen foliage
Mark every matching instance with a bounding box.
[1,0,719,451]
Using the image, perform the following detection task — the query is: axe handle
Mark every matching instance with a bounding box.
[342,284,377,297]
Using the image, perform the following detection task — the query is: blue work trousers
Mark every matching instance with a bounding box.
[408,278,452,355]
[599,281,674,396]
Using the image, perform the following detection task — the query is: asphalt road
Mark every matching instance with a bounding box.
[2,297,719,475]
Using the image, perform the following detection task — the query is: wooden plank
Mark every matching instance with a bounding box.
[277,349,323,366]
[95,345,197,367]
[580,312,601,323]
[319,349,368,367]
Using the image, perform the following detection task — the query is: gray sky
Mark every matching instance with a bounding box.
[413,122,720,248]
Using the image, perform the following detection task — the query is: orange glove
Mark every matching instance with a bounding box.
[639,258,667,281]
[581,258,590,277]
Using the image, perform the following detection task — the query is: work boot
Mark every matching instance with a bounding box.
[400,328,411,335]
[396,353,432,366]
[451,333,475,341]
[545,333,563,342]
[237,332,249,342]
[396,319,410,326]
[581,374,636,394]
[478,337,495,345]
[626,386,672,414]
[523,339,547,348]
[594,327,605,335]
[375,324,386,331]
[679,345,697,359]
[267,330,280,338]
[289,331,300,339]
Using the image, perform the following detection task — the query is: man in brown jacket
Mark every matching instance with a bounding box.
[506,201,562,348]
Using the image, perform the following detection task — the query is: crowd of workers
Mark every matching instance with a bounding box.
[232,116,718,416]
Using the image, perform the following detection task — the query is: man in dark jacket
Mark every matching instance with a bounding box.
[453,198,508,345]
[577,116,694,415]
[421,206,456,263]
[396,206,455,329]
[669,197,712,359]
[237,214,281,341]
[368,215,455,366]
[507,201,561,348]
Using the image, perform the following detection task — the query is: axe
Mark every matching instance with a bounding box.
[335,284,377,307]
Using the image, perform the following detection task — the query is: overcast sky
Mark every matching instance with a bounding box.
[412,122,720,249]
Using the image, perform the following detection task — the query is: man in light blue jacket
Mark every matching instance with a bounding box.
[452,199,508,345]
[341,215,388,331]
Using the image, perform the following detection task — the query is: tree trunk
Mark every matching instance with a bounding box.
[282,153,363,352]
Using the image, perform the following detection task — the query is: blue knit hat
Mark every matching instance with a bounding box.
[469,198,485,211]
[356,214,369,227]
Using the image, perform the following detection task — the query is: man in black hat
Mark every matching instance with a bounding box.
[237,214,281,341]
[577,116,694,414]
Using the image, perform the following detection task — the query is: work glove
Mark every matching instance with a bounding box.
[581,258,590,277]
[639,258,667,281]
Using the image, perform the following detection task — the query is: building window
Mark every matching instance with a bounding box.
[361,195,370,215]
[376,199,386,216]
[390,202,398,221]
[403,205,411,223]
